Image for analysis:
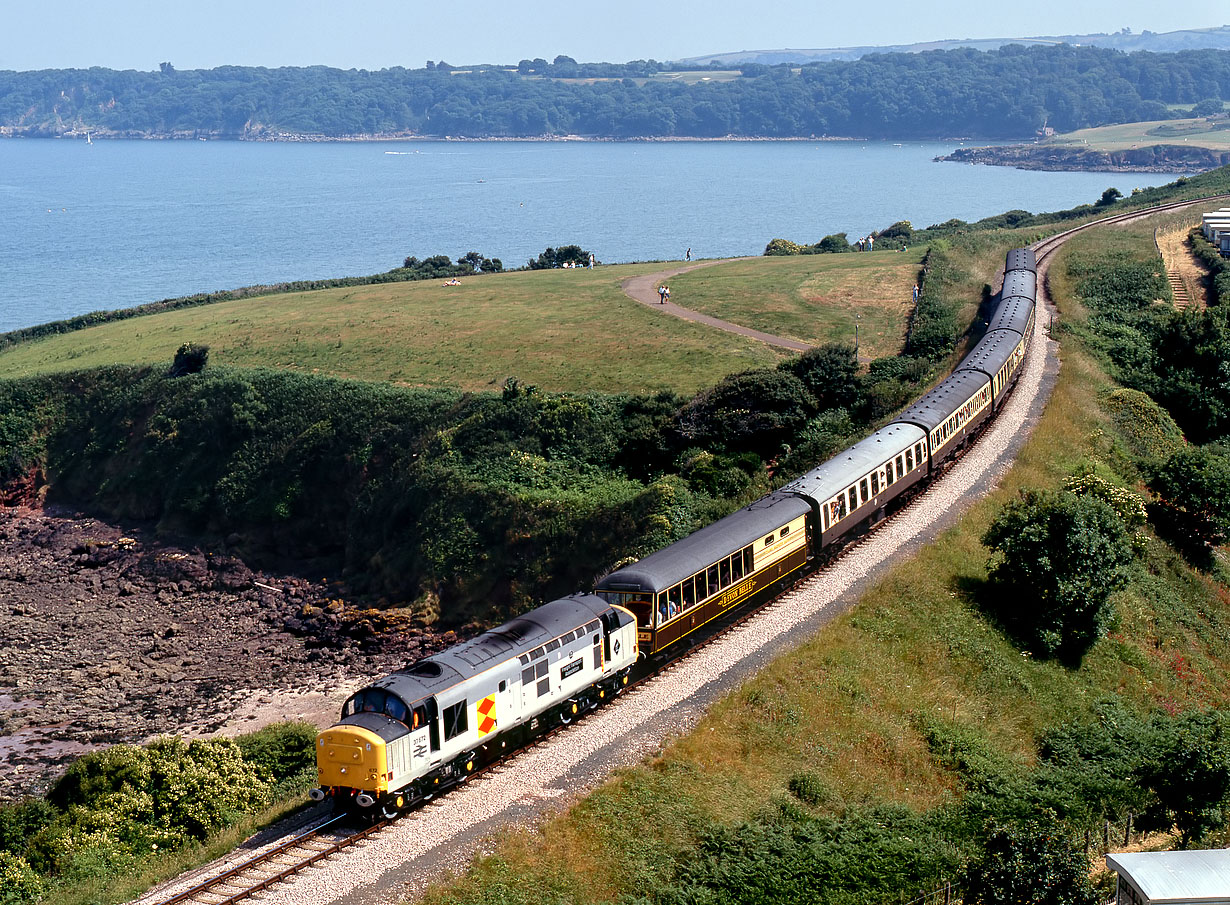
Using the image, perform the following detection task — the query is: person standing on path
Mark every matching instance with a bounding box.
[912,283,920,302]
[589,253,595,269]
[663,286,670,303]
[658,285,667,304]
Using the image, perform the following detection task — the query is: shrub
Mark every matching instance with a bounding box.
[962,819,1099,905]
[676,368,816,459]
[1101,388,1185,461]
[982,490,1134,662]
[1147,446,1230,550]
[779,343,859,413]
[815,232,852,253]
[0,852,45,905]
[1136,710,1230,848]
[168,342,208,377]
[234,721,319,783]
[764,237,801,256]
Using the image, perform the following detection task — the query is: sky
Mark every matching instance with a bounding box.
[2,1,1226,72]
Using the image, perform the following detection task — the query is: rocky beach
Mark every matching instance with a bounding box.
[0,505,453,802]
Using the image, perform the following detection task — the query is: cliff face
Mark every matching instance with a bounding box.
[939,143,1230,173]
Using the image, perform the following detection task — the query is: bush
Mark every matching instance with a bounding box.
[1101,388,1185,461]
[234,721,319,783]
[779,343,859,413]
[815,232,852,253]
[963,819,1099,905]
[982,490,1134,662]
[1147,446,1230,551]
[527,244,590,269]
[0,852,45,905]
[764,237,802,256]
[676,368,816,459]
[168,342,208,377]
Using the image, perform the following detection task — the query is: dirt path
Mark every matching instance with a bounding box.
[622,259,814,352]
[1156,225,1209,309]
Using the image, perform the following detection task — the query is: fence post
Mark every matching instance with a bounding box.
[1084,828,1091,854]
[944,881,951,905]
[1124,815,1132,846]
[1103,821,1110,851]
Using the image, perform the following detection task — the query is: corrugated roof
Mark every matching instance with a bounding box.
[1107,851,1230,903]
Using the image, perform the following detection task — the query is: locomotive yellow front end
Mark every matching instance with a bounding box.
[314,724,388,807]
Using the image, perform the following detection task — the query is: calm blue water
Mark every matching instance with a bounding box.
[0,139,1180,333]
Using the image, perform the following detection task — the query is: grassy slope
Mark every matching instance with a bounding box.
[1046,116,1230,152]
[667,250,924,359]
[413,215,1230,905]
[0,256,925,395]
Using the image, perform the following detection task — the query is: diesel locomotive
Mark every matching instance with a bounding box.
[314,247,1038,816]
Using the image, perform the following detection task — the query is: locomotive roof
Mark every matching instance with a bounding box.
[781,422,925,504]
[1000,269,1036,300]
[1004,248,1037,274]
[956,328,1021,381]
[366,594,612,701]
[596,491,811,593]
[891,371,991,432]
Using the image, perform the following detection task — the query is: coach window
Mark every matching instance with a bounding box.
[668,584,682,616]
[442,701,468,741]
[885,460,894,484]
[871,472,880,495]
[860,478,870,501]
[916,442,925,463]
[719,557,731,588]
[743,547,755,574]
[732,551,745,581]
[707,564,720,596]
[847,487,857,511]
[764,534,774,547]
[905,449,914,471]
[898,454,906,474]
[781,525,790,537]
[682,576,696,609]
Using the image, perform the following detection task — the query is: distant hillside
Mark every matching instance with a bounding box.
[4,43,1230,141]
[680,23,1230,66]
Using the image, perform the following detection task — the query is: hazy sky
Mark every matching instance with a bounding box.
[3,2,1225,71]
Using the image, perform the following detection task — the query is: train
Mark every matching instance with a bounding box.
[312,247,1039,817]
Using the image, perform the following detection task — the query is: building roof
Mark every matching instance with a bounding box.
[1107,850,1230,904]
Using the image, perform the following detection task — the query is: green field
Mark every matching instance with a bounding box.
[668,251,924,359]
[1046,115,1230,152]
[0,255,926,394]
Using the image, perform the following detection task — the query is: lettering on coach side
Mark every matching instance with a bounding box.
[720,578,756,608]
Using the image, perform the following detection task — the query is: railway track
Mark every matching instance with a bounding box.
[145,191,1230,905]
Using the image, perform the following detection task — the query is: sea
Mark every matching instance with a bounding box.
[0,138,1185,333]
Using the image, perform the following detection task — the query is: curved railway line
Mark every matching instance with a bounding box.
[141,192,1229,905]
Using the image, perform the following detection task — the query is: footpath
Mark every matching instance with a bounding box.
[621,259,814,352]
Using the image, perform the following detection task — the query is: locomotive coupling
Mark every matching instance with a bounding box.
[355,793,377,808]
[309,788,327,802]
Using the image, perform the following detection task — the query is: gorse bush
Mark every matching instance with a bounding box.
[0,722,318,901]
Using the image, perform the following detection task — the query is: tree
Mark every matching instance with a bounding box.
[677,368,816,458]
[1137,711,1230,848]
[168,342,208,377]
[982,490,1134,662]
[963,819,1099,905]
[1096,187,1123,207]
[816,232,852,253]
[1147,446,1230,552]
[1192,97,1224,116]
[780,343,859,412]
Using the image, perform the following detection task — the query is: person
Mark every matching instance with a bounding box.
[867,235,874,252]
[658,285,667,304]
[912,283,920,302]
[663,286,670,303]
[589,252,595,269]
[685,247,691,261]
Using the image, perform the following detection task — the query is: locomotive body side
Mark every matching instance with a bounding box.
[316,595,636,814]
